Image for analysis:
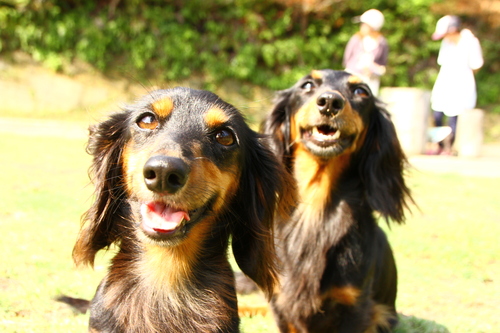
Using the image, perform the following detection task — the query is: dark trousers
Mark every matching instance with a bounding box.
[433,111,457,147]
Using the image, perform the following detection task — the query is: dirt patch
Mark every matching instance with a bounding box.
[0,53,273,124]
[0,55,145,120]
[409,147,500,178]
[1,115,499,179]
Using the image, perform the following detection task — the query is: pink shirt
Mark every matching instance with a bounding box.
[343,33,389,77]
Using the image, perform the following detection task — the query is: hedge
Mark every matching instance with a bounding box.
[0,0,498,109]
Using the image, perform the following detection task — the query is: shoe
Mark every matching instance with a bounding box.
[426,148,442,155]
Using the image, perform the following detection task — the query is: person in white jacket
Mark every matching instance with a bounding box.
[430,15,484,155]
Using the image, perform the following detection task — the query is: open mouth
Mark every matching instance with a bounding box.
[302,124,340,147]
[300,123,355,158]
[139,201,207,241]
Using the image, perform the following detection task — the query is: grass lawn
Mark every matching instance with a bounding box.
[0,127,498,332]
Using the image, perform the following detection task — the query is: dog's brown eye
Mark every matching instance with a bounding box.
[137,113,159,130]
[215,129,235,146]
[353,87,370,98]
[301,81,315,92]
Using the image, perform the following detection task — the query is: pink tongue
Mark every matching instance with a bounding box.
[140,202,190,233]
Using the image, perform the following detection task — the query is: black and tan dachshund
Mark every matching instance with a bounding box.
[72,87,294,333]
[263,69,413,332]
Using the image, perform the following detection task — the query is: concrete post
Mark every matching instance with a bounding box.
[379,88,430,156]
[456,109,484,157]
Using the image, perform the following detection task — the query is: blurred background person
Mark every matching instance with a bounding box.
[343,9,388,96]
[430,15,484,155]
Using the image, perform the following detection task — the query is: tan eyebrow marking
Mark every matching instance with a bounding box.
[204,107,229,128]
[151,97,174,118]
[311,70,323,80]
[348,75,364,84]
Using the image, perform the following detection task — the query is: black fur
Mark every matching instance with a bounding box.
[72,87,294,333]
[263,70,412,332]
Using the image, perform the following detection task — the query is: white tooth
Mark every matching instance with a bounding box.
[312,128,322,139]
[314,127,326,137]
[332,131,340,139]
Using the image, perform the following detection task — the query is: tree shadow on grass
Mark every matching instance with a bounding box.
[396,314,450,333]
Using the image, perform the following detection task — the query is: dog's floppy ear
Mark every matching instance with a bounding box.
[73,112,130,266]
[230,133,295,299]
[356,100,413,223]
[262,88,294,169]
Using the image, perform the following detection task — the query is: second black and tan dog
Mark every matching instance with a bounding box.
[263,69,413,332]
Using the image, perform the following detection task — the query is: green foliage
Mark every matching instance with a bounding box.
[0,0,498,108]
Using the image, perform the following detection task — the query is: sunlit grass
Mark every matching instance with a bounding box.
[0,131,498,332]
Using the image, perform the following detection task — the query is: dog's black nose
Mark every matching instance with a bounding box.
[317,92,345,116]
[143,156,189,194]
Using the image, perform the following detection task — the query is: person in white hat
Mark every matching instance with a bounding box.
[343,9,388,96]
[430,15,483,155]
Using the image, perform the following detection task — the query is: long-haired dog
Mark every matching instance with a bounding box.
[72,87,294,333]
[263,70,412,332]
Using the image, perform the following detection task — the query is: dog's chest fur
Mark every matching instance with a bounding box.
[274,151,371,319]
[89,244,238,333]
